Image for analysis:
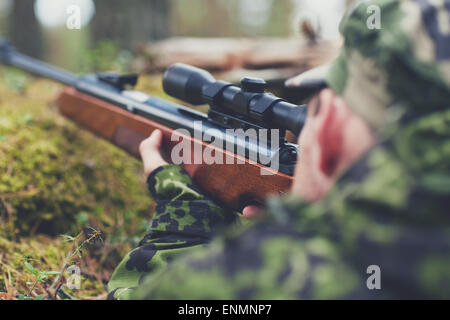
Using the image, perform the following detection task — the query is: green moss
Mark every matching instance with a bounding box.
[0,72,152,236]
[0,68,170,299]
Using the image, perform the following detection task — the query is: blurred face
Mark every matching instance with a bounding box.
[291,89,375,202]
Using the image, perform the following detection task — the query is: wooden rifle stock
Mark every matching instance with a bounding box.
[57,87,293,211]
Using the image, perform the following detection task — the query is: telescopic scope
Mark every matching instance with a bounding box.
[163,63,306,136]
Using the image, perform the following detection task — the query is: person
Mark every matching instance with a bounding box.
[107,0,450,299]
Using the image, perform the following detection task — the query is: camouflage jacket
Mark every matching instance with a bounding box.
[107,110,450,300]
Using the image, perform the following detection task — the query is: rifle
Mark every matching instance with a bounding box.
[0,39,306,211]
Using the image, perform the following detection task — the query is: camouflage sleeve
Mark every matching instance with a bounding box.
[107,165,239,300]
[118,196,366,300]
[114,123,450,300]
[124,217,362,300]
[123,192,450,300]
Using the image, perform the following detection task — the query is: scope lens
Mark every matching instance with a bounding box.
[163,63,215,105]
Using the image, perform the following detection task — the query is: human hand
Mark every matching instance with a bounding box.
[242,205,264,219]
[140,130,265,219]
[139,130,169,177]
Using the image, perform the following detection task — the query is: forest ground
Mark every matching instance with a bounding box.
[0,67,173,300]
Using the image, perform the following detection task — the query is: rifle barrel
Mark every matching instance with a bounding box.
[0,39,78,86]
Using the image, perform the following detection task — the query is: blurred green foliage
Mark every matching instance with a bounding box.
[79,40,133,73]
[2,69,29,93]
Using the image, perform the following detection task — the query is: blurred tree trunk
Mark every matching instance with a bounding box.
[91,0,170,49]
[9,0,43,58]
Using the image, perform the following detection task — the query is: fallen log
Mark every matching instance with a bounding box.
[133,37,341,76]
